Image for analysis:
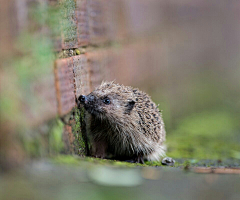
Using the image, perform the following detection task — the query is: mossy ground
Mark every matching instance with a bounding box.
[50,155,240,169]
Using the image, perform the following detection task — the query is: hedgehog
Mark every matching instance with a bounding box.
[77,81,166,163]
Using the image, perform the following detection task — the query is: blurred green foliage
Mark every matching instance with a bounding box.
[151,68,240,161]
[0,2,68,158]
[49,119,65,154]
[166,110,240,159]
[19,119,65,157]
[1,1,57,125]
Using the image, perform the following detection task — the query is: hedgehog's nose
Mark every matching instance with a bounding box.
[79,95,86,104]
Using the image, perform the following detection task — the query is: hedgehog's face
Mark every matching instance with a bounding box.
[78,90,135,120]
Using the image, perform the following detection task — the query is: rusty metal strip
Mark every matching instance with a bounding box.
[193,167,240,174]
[87,0,107,44]
[54,58,75,116]
[72,55,91,97]
[87,51,106,90]
[76,0,89,47]
[29,72,58,125]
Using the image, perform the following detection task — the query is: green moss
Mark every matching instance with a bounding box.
[59,0,77,45]
[145,161,163,167]
[52,155,83,165]
[52,155,144,168]
[72,107,87,155]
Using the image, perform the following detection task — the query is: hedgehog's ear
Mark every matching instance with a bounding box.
[125,100,135,114]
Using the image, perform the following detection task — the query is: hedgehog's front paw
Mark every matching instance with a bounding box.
[92,140,107,159]
[93,152,106,159]
[161,157,175,166]
[135,155,144,164]
[125,154,144,164]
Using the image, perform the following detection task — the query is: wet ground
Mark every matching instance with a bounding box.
[1,157,240,200]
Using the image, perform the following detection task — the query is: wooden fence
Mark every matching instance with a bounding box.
[0,0,169,168]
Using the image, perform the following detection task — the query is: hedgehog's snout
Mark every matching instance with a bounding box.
[78,94,95,105]
[79,95,86,104]
[78,94,100,115]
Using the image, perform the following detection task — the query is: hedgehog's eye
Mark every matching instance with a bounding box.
[103,98,111,105]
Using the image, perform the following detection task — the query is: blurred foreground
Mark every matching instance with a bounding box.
[1,157,240,200]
